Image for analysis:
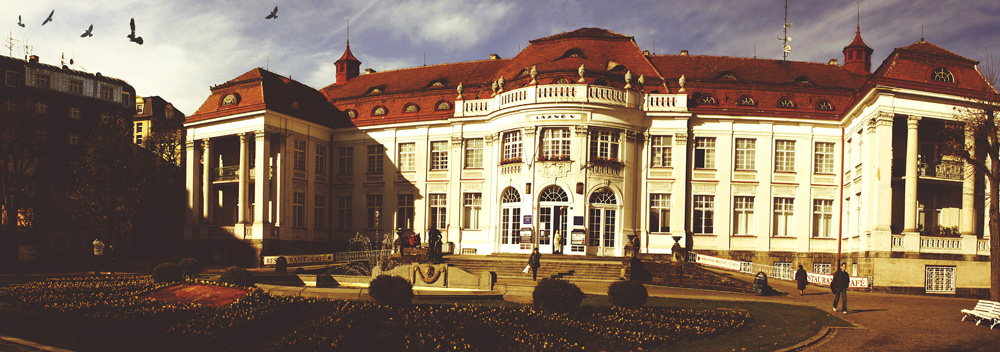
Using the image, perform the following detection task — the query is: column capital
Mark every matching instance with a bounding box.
[254,130,268,141]
[674,132,688,145]
[906,115,922,128]
[239,132,250,142]
[200,138,211,147]
[874,111,894,127]
[185,140,197,149]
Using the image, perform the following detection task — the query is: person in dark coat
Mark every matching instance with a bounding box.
[795,264,808,295]
[528,247,542,281]
[831,262,850,314]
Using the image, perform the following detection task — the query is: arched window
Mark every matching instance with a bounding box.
[700,95,718,105]
[502,187,522,203]
[345,109,357,119]
[372,106,387,116]
[559,48,584,59]
[778,98,794,108]
[737,95,756,106]
[932,67,955,83]
[221,93,239,107]
[500,187,521,246]
[588,188,618,247]
[366,86,383,95]
[539,186,569,202]
[589,188,617,204]
[816,101,834,111]
[554,77,571,84]
[429,80,445,87]
[435,101,451,111]
[403,103,419,113]
[718,72,737,81]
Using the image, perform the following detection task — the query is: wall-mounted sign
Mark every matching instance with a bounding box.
[523,215,532,225]
[571,229,586,245]
[528,113,584,122]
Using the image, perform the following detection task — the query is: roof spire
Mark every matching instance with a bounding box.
[921,23,924,42]
[857,0,860,32]
[347,20,350,46]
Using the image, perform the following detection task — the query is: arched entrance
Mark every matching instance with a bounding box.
[538,185,569,254]
[499,187,523,253]
[587,188,618,256]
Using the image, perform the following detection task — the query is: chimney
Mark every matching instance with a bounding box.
[680,50,689,56]
[642,50,650,55]
[29,55,39,63]
[489,53,501,60]
[828,59,839,65]
[365,68,377,74]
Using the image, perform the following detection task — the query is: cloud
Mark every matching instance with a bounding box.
[362,0,516,49]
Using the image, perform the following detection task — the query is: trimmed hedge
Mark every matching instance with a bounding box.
[368,275,413,306]
[178,258,203,276]
[151,262,183,283]
[608,280,648,309]
[532,278,584,313]
[218,266,256,287]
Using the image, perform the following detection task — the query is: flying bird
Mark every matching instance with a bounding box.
[265,6,278,19]
[17,15,25,27]
[81,25,93,38]
[41,10,54,26]
[127,18,143,45]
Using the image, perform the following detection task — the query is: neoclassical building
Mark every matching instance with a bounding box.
[184,27,993,295]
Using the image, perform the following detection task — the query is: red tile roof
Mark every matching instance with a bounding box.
[337,42,360,63]
[895,41,977,63]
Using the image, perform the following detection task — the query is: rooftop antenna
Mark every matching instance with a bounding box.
[4,32,19,57]
[777,0,792,60]
[921,24,924,42]
[424,52,426,66]
[652,40,655,55]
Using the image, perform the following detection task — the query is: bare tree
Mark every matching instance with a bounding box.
[941,50,1000,300]
[144,126,184,166]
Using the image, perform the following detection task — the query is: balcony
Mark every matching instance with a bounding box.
[455,84,687,117]
[214,165,270,182]
[917,158,963,180]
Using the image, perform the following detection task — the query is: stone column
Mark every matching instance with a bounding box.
[238,132,250,225]
[961,129,976,236]
[201,138,213,224]
[671,131,689,248]
[184,140,199,239]
[903,115,921,233]
[254,131,271,226]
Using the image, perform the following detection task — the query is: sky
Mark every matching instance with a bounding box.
[2,0,998,115]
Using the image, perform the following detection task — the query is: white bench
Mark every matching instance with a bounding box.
[961,300,1000,329]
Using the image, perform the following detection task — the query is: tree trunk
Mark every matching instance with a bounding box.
[991,157,1000,301]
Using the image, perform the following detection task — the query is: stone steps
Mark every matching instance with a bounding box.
[443,255,623,282]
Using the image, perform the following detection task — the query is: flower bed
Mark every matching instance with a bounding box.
[142,282,249,307]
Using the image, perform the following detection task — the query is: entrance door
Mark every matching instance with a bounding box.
[587,188,618,256]
[537,186,570,254]
[498,187,524,253]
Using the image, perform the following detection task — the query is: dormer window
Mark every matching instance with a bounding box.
[554,77,571,84]
[403,103,419,113]
[518,68,529,77]
[737,95,756,106]
[366,86,383,95]
[435,101,452,111]
[718,72,737,81]
[793,76,812,85]
[700,95,718,105]
[932,67,954,83]
[559,48,585,59]
[778,98,794,108]
[607,62,627,72]
[429,80,445,87]
[292,101,300,109]
[346,109,357,119]
[221,93,238,107]
[372,106,387,116]
[817,101,834,111]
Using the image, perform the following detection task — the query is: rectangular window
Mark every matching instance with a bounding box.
[100,85,114,100]
[540,128,571,160]
[464,138,483,169]
[121,92,130,105]
[773,197,795,237]
[429,194,447,230]
[69,107,80,119]
[135,135,143,145]
[68,133,80,146]
[338,147,353,175]
[69,79,83,94]
[292,192,306,228]
[693,195,714,234]
[136,104,144,114]
[735,138,756,170]
[366,194,382,229]
[813,263,831,275]
[775,140,796,172]
[315,145,328,175]
[136,122,143,133]
[651,136,672,167]
[733,196,755,236]
[293,140,307,171]
[367,144,384,174]
[773,262,793,280]
[813,199,833,238]
[398,142,415,172]
[396,194,414,230]
[5,71,18,87]
[925,266,956,294]
[314,194,327,230]
[814,142,835,174]
[694,137,716,169]
[430,141,449,170]
[589,130,620,160]
[463,193,482,229]
[649,193,671,233]
[35,74,50,88]
[336,196,352,230]
[35,102,47,115]
[501,131,522,163]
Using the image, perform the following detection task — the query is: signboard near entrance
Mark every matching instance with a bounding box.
[571,229,586,245]
[523,215,532,225]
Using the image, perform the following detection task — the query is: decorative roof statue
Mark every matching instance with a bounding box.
[456,83,464,99]
[491,80,498,96]
[529,65,538,85]
[577,64,586,83]
[497,76,505,94]
[678,75,686,92]
[624,70,632,89]
[638,74,645,87]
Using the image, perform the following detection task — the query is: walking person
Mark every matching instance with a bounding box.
[528,247,542,281]
[831,262,850,314]
[795,264,808,295]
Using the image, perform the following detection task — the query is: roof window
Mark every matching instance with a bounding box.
[816,100,834,111]
[931,67,954,83]
[558,48,585,60]
[737,95,756,106]
[403,103,419,113]
[435,101,452,111]
[372,106,387,116]
[700,95,718,105]
[366,86,384,95]
[778,98,794,108]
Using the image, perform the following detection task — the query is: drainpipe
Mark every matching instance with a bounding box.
[838,127,845,263]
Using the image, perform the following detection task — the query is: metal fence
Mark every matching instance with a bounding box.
[687,252,794,281]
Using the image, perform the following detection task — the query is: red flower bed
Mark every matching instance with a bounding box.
[142,283,249,307]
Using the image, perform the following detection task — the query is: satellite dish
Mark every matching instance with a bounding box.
[782,44,792,53]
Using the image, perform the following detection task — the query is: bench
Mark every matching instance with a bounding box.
[961,300,1000,329]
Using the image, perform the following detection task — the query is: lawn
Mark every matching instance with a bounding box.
[0,275,849,351]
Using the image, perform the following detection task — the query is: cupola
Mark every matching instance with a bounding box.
[335,41,362,85]
[842,27,873,75]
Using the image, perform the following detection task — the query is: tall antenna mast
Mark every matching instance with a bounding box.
[4,32,18,57]
[777,0,792,60]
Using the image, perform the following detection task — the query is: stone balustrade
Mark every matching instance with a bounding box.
[455,83,686,117]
